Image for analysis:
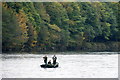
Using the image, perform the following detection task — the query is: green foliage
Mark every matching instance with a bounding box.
[2,6,28,51]
[43,2,69,29]
[48,24,61,32]
[2,2,120,52]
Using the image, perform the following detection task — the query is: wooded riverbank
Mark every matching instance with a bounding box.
[2,2,120,53]
[2,41,120,53]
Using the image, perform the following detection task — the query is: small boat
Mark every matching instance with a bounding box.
[40,62,59,68]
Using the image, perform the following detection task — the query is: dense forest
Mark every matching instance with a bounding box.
[2,2,120,53]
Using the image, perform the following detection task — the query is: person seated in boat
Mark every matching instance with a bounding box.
[52,55,57,64]
[43,55,47,64]
[48,60,52,65]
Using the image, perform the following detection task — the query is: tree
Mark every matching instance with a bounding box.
[2,7,28,52]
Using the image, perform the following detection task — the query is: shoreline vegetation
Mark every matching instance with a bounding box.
[2,2,120,53]
[2,51,120,55]
[3,41,120,53]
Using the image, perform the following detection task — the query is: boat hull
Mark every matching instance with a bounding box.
[40,62,59,68]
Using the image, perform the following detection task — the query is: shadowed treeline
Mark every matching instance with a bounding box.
[2,2,120,53]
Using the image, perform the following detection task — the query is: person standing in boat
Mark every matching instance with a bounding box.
[43,55,47,64]
[52,55,57,64]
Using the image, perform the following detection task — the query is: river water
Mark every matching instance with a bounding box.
[0,52,118,78]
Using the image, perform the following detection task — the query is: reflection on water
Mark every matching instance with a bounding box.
[1,52,118,78]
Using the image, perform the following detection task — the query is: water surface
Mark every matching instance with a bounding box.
[1,52,118,78]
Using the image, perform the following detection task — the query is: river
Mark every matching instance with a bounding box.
[0,52,118,78]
